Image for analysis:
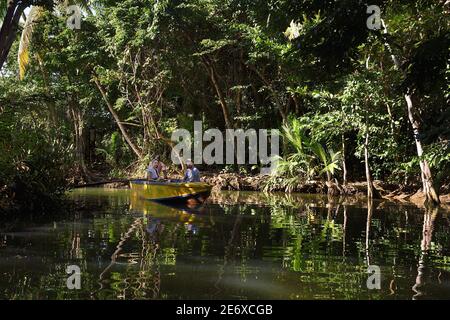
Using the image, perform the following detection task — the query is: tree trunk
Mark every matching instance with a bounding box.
[405,94,440,205]
[250,65,287,122]
[381,20,440,205]
[69,101,90,181]
[93,76,143,159]
[0,0,28,70]
[364,129,375,199]
[183,32,233,129]
[234,48,244,126]
[342,133,348,186]
[203,58,234,129]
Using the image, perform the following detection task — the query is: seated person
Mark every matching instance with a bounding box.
[183,159,200,182]
[146,160,160,180]
[154,155,168,179]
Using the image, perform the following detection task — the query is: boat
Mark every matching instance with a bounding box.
[129,179,212,204]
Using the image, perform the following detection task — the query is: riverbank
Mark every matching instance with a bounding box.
[86,172,450,208]
[201,172,450,206]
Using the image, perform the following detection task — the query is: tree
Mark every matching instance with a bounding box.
[379,10,443,205]
[0,0,52,71]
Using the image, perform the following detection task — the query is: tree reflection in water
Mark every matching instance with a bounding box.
[412,207,438,300]
[365,199,373,267]
[1,189,449,299]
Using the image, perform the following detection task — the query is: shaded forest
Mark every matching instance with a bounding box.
[0,0,449,213]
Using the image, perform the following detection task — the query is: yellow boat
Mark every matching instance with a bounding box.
[129,179,212,204]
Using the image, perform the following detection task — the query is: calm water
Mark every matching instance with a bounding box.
[0,188,449,300]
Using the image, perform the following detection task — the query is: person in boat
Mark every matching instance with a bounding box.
[183,159,200,182]
[153,155,168,179]
[146,159,160,180]
[146,156,168,180]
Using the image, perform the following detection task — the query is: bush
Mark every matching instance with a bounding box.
[0,108,72,216]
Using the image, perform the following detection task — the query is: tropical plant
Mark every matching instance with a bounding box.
[264,117,341,192]
[17,0,92,79]
[1,0,448,210]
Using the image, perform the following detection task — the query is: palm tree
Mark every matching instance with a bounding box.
[17,0,94,78]
[0,0,38,71]
[0,0,91,76]
[17,4,44,78]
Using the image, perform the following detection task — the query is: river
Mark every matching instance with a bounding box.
[0,188,449,299]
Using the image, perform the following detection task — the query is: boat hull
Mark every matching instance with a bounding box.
[130,180,212,204]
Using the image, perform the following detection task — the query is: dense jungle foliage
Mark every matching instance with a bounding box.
[0,0,449,213]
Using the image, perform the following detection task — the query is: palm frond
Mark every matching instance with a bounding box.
[282,118,307,153]
[18,5,44,80]
[278,117,344,182]
[308,141,327,166]
[319,150,342,175]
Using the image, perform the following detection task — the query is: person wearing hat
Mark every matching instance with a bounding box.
[146,159,160,180]
[154,155,168,179]
[146,155,168,180]
[183,159,200,182]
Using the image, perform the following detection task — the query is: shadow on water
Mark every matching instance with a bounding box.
[0,189,449,299]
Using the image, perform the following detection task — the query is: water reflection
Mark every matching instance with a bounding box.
[412,207,438,300]
[366,199,373,266]
[0,189,449,299]
[343,204,348,257]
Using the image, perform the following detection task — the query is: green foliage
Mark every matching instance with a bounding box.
[420,142,450,186]
[0,0,449,213]
[96,131,134,175]
[0,106,72,214]
[264,117,341,192]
